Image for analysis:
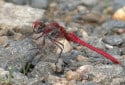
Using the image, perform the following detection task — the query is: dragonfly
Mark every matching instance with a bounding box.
[32,21,121,64]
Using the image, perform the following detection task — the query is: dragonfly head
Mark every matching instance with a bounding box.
[32,21,46,33]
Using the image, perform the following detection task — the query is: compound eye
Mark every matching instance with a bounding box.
[32,21,41,29]
[32,23,37,29]
[32,21,45,33]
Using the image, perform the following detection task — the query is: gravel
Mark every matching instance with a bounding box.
[0,0,125,85]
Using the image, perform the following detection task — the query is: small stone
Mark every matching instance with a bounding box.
[91,65,124,83]
[0,36,8,45]
[0,24,8,36]
[102,20,125,31]
[76,46,83,50]
[111,77,125,85]
[67,26,78,32]
[7,0,26,5]
[12,72,28,85]
[50,63,57,72]
[64,15,72,22]
[0,38,38,72]
[77,5,88,13]
[49,59,64,73]
[54,83,62,85]
[121,55,125,64]
[0,68,9,79]
[30,0,51,9]
[0,0,4,4]
[56,58,64,72]
[121,48,125,55]
[76,65,93,79]
[93,73,107,83]
[27,78,40,85]
[76,55,88,61]
[102,35,123,46]
[113,6,125,21]
[81,0,98,6]
[13,33,24,40]
[49,2,57,8]
[82,12,106,23]
[106,47,121,55]
[105,44,113,49]
[114,28,125,34]
[79,29,89,41]
[66,70,79,80]
[83,81,99,85]
[103,6,113,14]
[47,75,68,85]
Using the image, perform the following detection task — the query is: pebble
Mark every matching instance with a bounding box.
[106,46,121,55]
[6,0,26,5]
[49,2,57,8]
[55,58,64,72]
[58,0,80,11]
[79,29,89,41]
[83,81,100,85]
[66,70,80,81]
[29,61,54,78]
[91,65,124,83]
[12,72,28,85]
[77,66,92,80]
[121,47,125,55]
[114,0,125,11]
[67,22,79,32]
[81,0,98,6]
[76,45,84,50]
[121,55,125,64]
[113,6,125,21]
[102,20,125,31]
[30,0,51,9]
[0,24,9,36]
[102,35,123,46]
[82,12,106,23]
[111,77,125,85]
[0,36,8,45]
[113,28,125,34]
[76,55,88,61]
[76,65,93,75]
[27,78,41,85]
[103,6,114,15]
[0,38,38,71]
[77,5,88,14]
[47,75,68,85]
[13,33,24,40]
[66,65,93,81]
[0,68,9,79]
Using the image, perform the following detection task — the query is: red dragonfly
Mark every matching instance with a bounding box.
[32,21,121,64]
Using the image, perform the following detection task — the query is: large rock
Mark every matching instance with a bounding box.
[30,0,51,9]
[0,38,38,71]
[0,1,45,35]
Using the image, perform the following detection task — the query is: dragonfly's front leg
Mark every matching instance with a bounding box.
[48,37,64,57]
[35,32,44,40]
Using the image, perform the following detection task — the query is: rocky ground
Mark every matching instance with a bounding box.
[0,0,125,85]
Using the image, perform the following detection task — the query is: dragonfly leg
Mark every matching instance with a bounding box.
[47,36,64,58]
[35,33,44,40]
[54,40,64,58]
[42,35,46,46]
